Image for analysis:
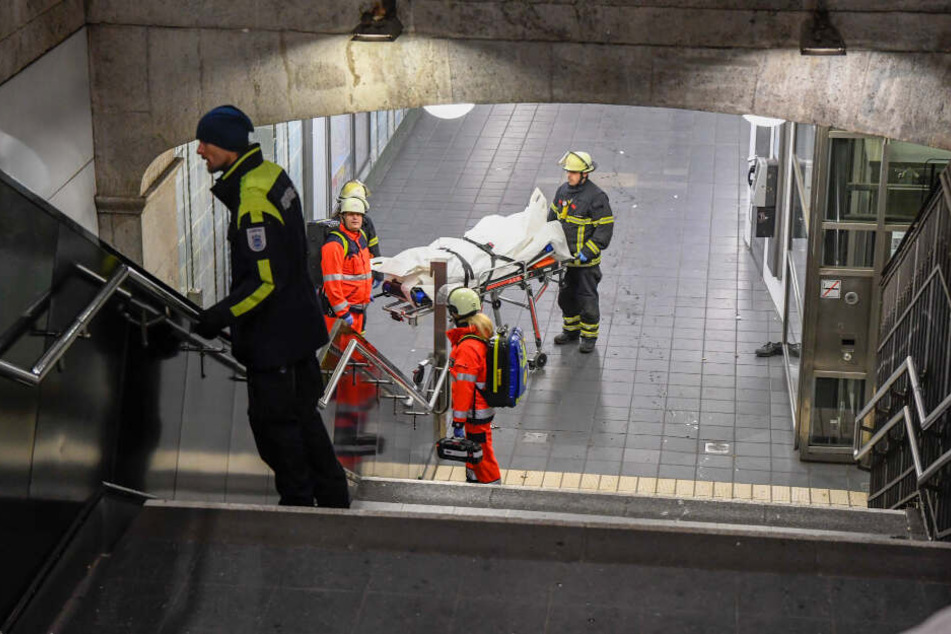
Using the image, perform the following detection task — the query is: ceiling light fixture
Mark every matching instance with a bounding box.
[423,104,476,120]
[800,8,846,56]
[352,0,403,42]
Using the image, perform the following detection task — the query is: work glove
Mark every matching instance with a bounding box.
[576,251,588,264]
[191,308,227,340]
[341,313,355,327]
[452,422,466,439]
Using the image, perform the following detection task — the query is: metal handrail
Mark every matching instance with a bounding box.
[76,265,244,375]
[853,355,951,501]
[0,265,129,386]
[318,337,448,414]
[0,263,244,387]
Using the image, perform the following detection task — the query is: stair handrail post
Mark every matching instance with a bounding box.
[431,258,449,440]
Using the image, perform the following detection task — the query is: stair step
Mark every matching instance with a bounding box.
[353,476,921,539]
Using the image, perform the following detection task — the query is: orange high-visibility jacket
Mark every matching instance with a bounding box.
[321,226,372,318]
[448,325,495,426]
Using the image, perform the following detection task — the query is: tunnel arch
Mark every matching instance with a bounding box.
[94,28,951,205]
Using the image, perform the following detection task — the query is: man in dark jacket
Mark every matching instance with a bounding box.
[548,150,614,354]
[191,105,349,508]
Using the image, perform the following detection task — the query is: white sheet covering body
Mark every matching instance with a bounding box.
[373,188,572,303]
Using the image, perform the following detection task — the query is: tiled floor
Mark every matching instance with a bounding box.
[363,103,867,494]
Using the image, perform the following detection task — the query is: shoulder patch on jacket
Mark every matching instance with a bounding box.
[247,226,267,252]
[280,186,297,211]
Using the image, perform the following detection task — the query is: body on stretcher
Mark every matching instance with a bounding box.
[373,188,573,369]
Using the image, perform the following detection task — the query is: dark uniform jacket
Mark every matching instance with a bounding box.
[207,144,328,369]
[547,179,614,267]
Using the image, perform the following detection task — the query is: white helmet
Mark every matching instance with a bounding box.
[447,287,481,320]
[338,196,368,215]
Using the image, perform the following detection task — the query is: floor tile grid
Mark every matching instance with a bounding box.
[360,104,867,494]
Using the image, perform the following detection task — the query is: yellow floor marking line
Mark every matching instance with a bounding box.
[357,461,869,508]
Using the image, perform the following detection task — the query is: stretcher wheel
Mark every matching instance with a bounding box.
[530,352,547,370]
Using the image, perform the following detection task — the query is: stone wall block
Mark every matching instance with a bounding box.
[855,52,951,149]
[278,33,356,119]
[88,0,257,30]
[754,51,879,135]
[447,41,553,105]
[197,29,294,127]
[345,37,453,112]
[551,43,652,106]
[839,12,951,53]
[900,54,951,149]
[649,48,758,116]
[92,110,164,198]
[87,24,150,114]
[599,7,799,49]
[412,1,521,40]
[0,0,83,84]
[256,0,365,34]
[147,28,201,152]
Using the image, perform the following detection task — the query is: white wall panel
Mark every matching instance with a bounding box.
[0,29,96,234]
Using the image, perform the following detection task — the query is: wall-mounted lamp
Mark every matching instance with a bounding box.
[352,1,403,42]
[800,9,846,55]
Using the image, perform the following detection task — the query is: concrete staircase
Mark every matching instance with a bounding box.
[51,478,951,634]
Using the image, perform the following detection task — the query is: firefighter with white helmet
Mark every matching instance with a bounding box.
[321,194,373,333]
[548,151,614,353]
[336,179,381,258]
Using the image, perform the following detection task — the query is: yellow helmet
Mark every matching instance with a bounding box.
[447,287,481,320]
[338,196,368,215]
[338,179,370,203]
[558,150,597,174]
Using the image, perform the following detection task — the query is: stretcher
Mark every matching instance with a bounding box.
[373,188,573,369]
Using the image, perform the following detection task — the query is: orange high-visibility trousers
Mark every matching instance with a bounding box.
[464,422,500,483]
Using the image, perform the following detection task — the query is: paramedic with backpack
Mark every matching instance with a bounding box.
[447,287,502,484]
[321,196,373,333]
[548,150,614,354]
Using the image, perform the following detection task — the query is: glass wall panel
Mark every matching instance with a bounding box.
[330,114,353,198]
[354,113,369,176]
[810,377,864,447]
[821,229,876,268]
[790,183,808,286]
[794,124,815,206]
[376,110,389,157]
[784,263,803,406]
[252,126,276,163]
[888,230,906,259]
[274,123,289,167]
[884,141,951,223]
[287,120,303,191]
[825,137,882,223]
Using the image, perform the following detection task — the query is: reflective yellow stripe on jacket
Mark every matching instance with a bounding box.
[230,259,275,317]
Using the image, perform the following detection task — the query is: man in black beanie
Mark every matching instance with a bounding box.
[192,104,350,508]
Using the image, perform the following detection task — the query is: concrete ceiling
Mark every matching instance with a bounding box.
[57,1,951,198]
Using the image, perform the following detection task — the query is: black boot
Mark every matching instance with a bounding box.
[579,337,596,353]
[554,331,580,345]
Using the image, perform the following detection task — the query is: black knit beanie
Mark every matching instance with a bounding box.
[196,105,254,151]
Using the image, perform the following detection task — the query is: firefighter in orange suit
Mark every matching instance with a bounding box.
[447,287,502,484]
[321,196,373,334]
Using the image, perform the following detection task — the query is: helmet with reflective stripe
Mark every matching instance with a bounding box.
[338,196,368,215]
[558,150,597,173]
[447,287,481,320]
